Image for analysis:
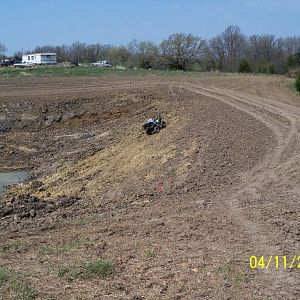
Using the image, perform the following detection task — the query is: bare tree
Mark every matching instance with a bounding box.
[0,42,6,59]
[246,34,284,73]
[85,44,101,62]
[14,51,23,61]
[160,33,206,70]
[282,36,300,55]
[248,35,276,61]
[209,26,245,71]
[209,36,226,70]
[128,40,159,69]
[224,26,245,71]
[107,46,131,66]
[55,44,71,62]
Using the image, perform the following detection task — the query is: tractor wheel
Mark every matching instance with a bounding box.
[146,128,152,135]
[161,121,166,128]
[152,125,160,134]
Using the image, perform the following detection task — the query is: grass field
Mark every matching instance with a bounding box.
[1,65,293,88]
[0,65,232,78]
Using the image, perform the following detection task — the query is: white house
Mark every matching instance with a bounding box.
[22,53,57,65]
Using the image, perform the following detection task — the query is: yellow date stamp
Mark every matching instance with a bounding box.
[249,256,300,269]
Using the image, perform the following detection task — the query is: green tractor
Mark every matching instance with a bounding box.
[143,116,166,135]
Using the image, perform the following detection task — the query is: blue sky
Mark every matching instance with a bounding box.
[1,0,300,55]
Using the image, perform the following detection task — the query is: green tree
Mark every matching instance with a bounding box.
[160,33,206,70]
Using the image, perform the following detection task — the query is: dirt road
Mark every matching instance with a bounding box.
[0,74,299,299]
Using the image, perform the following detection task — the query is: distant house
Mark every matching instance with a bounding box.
[22,53,57,65]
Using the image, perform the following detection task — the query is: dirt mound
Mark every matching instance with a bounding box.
[0,193,81,227]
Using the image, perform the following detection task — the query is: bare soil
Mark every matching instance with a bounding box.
[0,74,299,299]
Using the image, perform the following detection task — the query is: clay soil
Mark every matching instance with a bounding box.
[0,74,299,299]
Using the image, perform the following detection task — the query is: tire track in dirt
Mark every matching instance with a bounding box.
[0,81,165,98]
[182,82,300,299]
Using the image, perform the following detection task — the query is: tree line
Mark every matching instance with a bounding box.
[2,26,300,74]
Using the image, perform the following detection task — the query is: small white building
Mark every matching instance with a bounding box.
[22,53,57,65]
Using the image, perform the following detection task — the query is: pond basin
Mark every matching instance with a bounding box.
[0,170,28,195]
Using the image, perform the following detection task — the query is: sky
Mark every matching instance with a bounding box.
[1,0,300,55]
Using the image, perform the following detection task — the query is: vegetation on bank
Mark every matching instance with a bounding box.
[0,267,36,300]
[0,65,231,78]
[57,259,115,282]
[1,65,295,79]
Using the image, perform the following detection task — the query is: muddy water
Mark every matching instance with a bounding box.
[0,170,28,195]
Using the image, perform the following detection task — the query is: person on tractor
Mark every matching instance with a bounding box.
[154,115,162,125]
[143,115,166,135]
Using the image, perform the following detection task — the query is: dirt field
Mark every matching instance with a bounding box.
[0,74,299,299]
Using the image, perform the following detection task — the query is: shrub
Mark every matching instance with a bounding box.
[144,249,155,258]
[57,266,82,283]
[268,64,275,74]
[57,266,72,278]
[58,259,115,282]
[239,60,251,73]
[84,259,115,279]
[257,63,275,74]
[296,73,300,92]
[0,268,36,300]
[0,267,8,286]
[11,278,36,300]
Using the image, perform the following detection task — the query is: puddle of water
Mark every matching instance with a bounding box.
[0,170,28,195]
